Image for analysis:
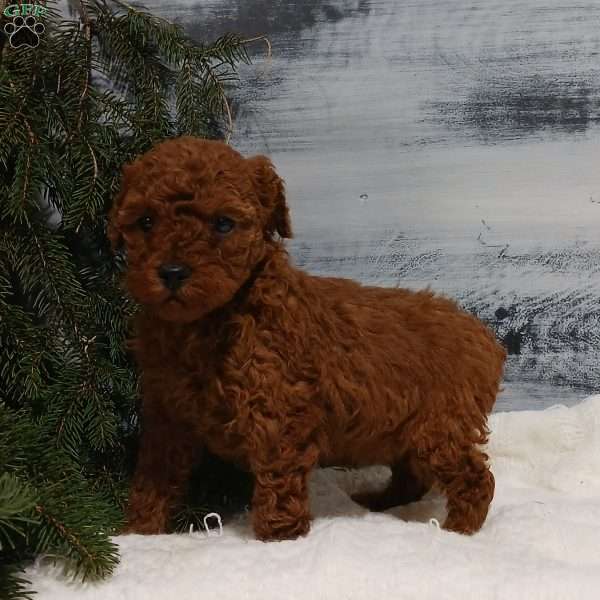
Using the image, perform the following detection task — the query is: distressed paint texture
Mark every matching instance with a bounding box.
[143,0,600,410]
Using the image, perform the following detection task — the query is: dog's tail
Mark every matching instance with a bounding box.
[476,334,507,416]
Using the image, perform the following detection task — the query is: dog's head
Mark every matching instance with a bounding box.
[108,137,292,323]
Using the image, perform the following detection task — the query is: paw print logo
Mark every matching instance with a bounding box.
[4,15,45,49]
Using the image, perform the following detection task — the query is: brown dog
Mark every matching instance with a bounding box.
[109,136,506,540]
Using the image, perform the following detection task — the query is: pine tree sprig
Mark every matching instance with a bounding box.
[0,0,256,597]
[0,565,36,600]
[0,473,38,550]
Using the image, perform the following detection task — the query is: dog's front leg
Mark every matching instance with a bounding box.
[250,435,319,542]
[125,406,200,535]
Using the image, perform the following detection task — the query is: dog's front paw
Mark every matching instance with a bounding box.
[253,512,311,541]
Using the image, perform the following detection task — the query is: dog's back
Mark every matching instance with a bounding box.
[294,272,505,418]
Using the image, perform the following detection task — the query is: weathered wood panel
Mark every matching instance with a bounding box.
[145,0,600,410]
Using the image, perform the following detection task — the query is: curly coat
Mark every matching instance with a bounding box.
[109,136,506,540]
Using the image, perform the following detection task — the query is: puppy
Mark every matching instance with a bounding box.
[109,136,506,540]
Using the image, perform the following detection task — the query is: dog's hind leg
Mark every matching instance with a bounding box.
[352,455,431,511]
[424,443,495,534]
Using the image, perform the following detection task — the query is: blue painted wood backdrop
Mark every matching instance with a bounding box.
[144,0,600,410]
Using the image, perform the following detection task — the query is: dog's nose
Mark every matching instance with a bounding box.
[158,263,191,291]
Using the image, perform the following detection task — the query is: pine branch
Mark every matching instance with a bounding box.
[34,501,119,581]
[0,565,35,600]
[0,473,38,550]
[0,0,258,595]
[0,404,122,583]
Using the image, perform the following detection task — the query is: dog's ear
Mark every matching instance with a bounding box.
[247,155,292,240]
[106,164,132,251]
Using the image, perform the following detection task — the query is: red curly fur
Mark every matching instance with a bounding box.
[109,136,506,539]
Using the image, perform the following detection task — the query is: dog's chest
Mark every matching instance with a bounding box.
[193,375,248,461]
[165,333,251,466]
[136,312,256,467]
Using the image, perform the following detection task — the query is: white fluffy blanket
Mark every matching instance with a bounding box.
[29,395,600,599]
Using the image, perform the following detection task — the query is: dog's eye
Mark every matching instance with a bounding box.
[137,215,153,232]
[213,216,235,234]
